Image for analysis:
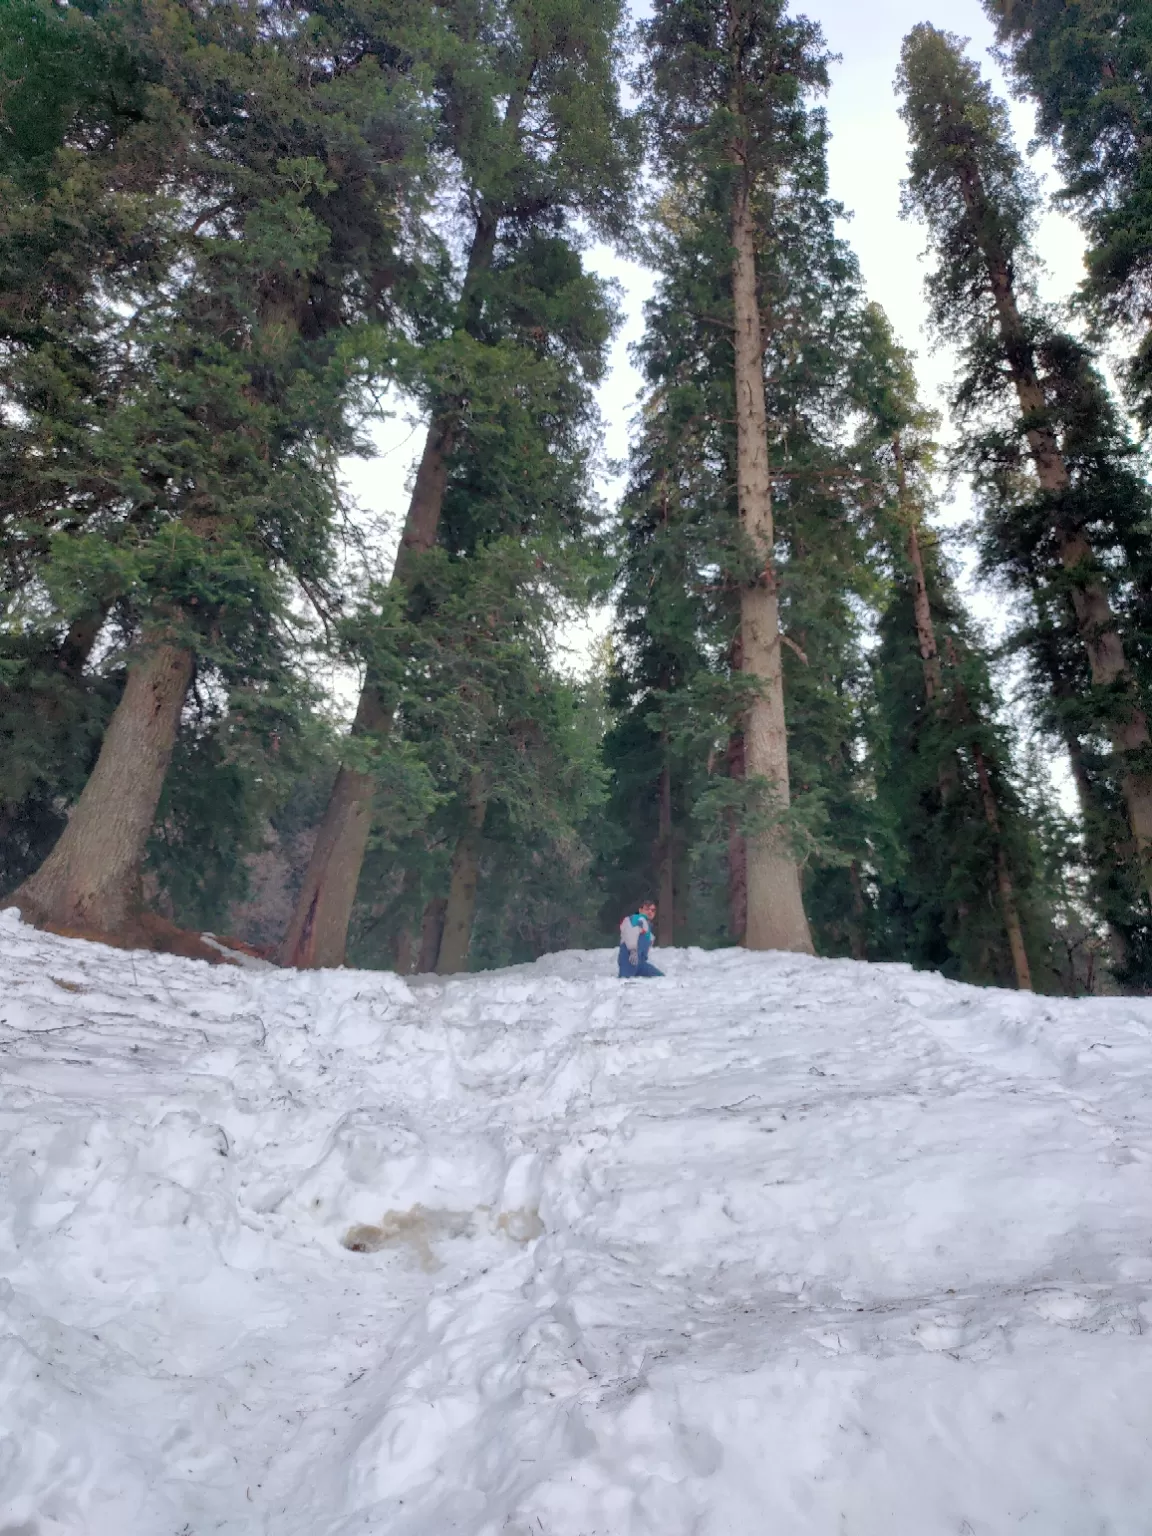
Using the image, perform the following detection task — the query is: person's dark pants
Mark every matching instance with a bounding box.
[618,932,664,978]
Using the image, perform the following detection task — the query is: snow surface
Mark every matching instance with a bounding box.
[3,908,1152,1534]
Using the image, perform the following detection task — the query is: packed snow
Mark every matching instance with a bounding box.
[3,907,1152,1534]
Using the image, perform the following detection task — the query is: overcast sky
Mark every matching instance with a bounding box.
[339,0,1089,684]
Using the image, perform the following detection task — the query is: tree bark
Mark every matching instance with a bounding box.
[727,730,747,944]
[57,608,108,682]
[275,681,389,968]
[277,209,501,970]
[848,860,868,961]
[895,440,959,804]
[13,638,194,935]
[730,175,813,954]
[894,436,943,704]
[417,896,447,973]
[437,779,487,975]
[971,739,1033,991]
[1031,617,1132,973]
[956,155,1152,898]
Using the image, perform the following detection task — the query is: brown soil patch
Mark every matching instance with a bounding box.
[33,910,245,967]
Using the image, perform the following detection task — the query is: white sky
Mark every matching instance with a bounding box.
[340,0,1089,706]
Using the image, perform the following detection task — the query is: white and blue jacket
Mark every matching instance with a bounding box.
[619,912,654,954]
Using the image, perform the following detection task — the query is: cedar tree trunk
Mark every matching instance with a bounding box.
[417,896,448,974]
[730,176,813,953]
[972,739,1033,990]
[727,730,747,944]
[278,222,497,970]
[437,781,488,975]
[13,639,194,935]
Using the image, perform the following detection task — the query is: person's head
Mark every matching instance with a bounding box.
[639,900,656,920]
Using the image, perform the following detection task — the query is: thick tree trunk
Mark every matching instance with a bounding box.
[895,448,959,804]
[656,759,675,943]
[727,730,747,944]
[277,213,500,971]
[417,896,447,973]
[730,178,813,954]
[908,518,944,699]
[958,158,1152,897]
[13,639,194,935]
[895,437,943,705]
[57,608,108,682]
[971,740,1033,991]
[1026,608,1130,958]
[848,860,868,961]
[276,683,387,968]
[437,781,487,975]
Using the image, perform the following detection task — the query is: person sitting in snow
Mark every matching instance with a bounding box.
[618,900,664,979]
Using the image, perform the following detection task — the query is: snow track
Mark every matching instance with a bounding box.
[3,908,1152,1533]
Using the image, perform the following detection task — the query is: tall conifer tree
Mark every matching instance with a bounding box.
[853,306,1052,990]
[610,20,892,957]
[278,0,636,969]
[4,0,440,940]
[640,0,845,954]
[0,0,177,890]
[898,26,1152,964]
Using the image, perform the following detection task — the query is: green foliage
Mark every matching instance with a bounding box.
[0,0,446,916]
[146,679,337,931]
[604,2,888,956]
[0,0,1137,995]
[985,0,1152,422]
[0,631,120,895]
[898,23,1152,988]
[642,0,830,191]
[345,539,610,968]
[329,0,635,969]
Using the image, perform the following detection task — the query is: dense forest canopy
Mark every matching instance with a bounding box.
[3,0,1151,993]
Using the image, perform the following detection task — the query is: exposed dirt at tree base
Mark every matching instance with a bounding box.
[22,909,266,967]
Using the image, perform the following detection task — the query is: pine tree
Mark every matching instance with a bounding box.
[3,0,440,939]
[343,528,610,974]
[312,208,619,976]
[0,0,176,886]
[640,0,862,954]
[610,12,896,957]
[897,25,1152,956]
[984,0,1152,424]
[600,337,732,946]
[278,0,637,969]
[850,303,1049,989]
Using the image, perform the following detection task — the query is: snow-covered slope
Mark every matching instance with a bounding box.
[3,909,1152,1534]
